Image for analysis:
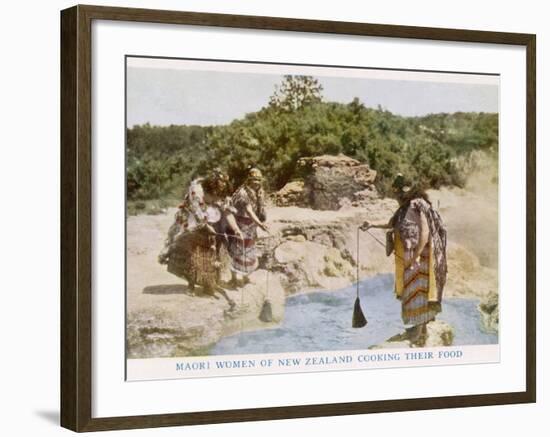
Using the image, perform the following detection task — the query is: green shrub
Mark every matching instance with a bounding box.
[126,99,497,202]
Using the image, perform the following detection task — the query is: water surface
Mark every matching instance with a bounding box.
[211,274,498,355]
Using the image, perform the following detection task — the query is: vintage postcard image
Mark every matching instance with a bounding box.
[125,57,499,380]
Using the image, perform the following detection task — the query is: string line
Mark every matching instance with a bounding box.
[356,227,360,298]
[364,228,404,261]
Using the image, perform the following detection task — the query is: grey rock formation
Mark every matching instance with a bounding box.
[299,154,378,210]
[272,180,307,207]
[479,290,499,334]
[126,269,286,359]
[270,227,355,293]
[273,154,378,210]
[126,170,499,359]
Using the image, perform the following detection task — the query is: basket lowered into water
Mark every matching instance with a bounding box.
[259,299,273,323]
[352,227,367,328]
[352,296,367,328]
[258,269,273,323]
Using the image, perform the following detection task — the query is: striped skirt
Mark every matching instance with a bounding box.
[228,216,259,274]
[401,244,439,326]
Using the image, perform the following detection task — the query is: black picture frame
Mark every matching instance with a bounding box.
[61,4,536,432]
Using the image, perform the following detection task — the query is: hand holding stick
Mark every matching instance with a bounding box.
[360,219,392,231]
[359,223,406,262]
[359,221,371,231]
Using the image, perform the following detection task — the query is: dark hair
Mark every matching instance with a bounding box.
[400,185,431,205]
[392,173,410,190]
[390,185,431,227]
[202,169,230,196]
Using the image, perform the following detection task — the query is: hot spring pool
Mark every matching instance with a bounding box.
[210,274,498,355]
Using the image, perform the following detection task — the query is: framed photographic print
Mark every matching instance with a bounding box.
[60,4,536,432]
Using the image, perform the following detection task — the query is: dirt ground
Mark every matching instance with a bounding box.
[126,178,498,358]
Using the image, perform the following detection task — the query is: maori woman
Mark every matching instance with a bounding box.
[158,169,242,296]
[227,167,269,287]
[361,173,447,345]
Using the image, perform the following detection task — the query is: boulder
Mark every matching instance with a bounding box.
[479,290,499,333]
[424,320,455,347]
[352,187,379,206]
[323,247,354,278]
[273,180,306,207]
[273,239,355,293]
[297,154,378,210]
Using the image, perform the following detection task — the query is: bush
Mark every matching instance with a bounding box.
[127,103,498,202]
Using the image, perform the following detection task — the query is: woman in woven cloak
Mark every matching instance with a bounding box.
[159,169,243,296]
[360,174,447,345]
[227,167,269,288]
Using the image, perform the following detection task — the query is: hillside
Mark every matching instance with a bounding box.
[127,102,498,212]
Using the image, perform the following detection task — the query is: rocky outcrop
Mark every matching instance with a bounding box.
[126,166,500,358]
[352,187,379,206]
[246,201,498,302]
[272,180,306,207]
[479,290,499,333]
[273,154,378,210]
[300,154,378,210]
[127,269,286,358]
[126,203,399,359]
[370,320,455,349]
[271,239,355,293]
[258,204,397,294]
[424,320,455,347]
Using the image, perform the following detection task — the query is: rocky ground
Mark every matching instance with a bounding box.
[369,320,455,349]
[127,191,498,358]
[127,153,499,358]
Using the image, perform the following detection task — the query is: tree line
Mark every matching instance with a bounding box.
[127,76,498,203]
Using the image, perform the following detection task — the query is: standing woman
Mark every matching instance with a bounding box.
[361,174,447,345]
[227,167,269,287]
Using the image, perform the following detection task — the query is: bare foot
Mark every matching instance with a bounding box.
[227,277,239,289]
[202,285,216,297]
[409,324,428,347]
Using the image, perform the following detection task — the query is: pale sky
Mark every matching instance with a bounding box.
[126,58,499,127]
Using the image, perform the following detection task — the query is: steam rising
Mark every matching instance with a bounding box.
[429,151,498,268]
